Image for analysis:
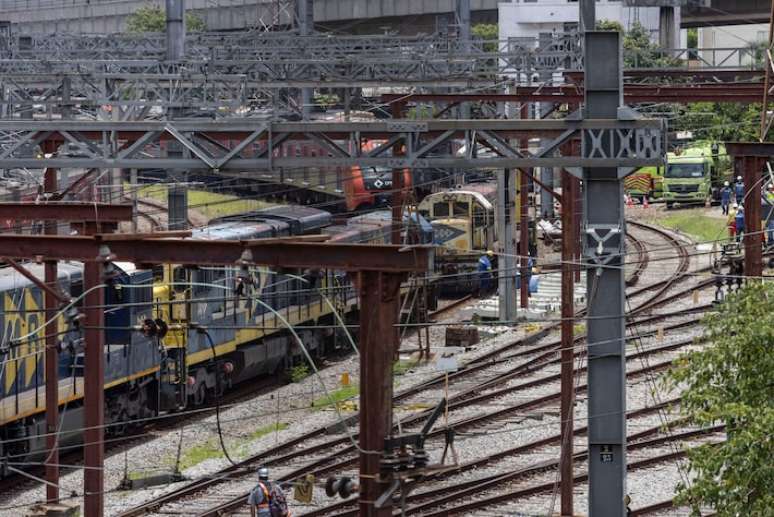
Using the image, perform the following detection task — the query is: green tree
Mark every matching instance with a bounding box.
[472,23,498,52]
[687,28,698,49]
[595,19,679,68]
[667,283,774,515]
[126,5,206,33]
[673,102,766,142]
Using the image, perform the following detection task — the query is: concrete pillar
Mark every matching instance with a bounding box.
[659,6,677,51]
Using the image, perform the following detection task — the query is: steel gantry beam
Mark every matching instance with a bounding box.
[381,83,769,105]
[0,118,666,170]
[0,29,764,115]
[0,235,431,271]
[0,202,133,221]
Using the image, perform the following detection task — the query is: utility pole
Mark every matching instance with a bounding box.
[726,144,772,279]
[358,271,403,517]
[83,258,106,517]
[583,30,628,517]
[43,167,59,504]
[498,168,517,321]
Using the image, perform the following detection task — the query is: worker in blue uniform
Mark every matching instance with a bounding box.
[734,176,745,204]
[735,205,745,242]
[720,181,732,215]
[477,250,494,297]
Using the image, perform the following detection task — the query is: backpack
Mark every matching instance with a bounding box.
[257,481,289,517]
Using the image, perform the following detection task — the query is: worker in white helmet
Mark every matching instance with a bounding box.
[720,181,732,215]
[734,176,744,204]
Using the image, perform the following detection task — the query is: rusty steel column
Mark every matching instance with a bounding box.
[43,167,59,503]
[560,169,575,515]
[742,156,763,278]
[83,258,105,517]
[391,102,406,245]
[358,271,402,516]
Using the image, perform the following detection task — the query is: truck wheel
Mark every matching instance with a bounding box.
[666,202,674,210]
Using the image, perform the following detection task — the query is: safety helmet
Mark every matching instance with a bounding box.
[768,183,773,190]
[258,467,269,480]
[486,250,494,257]
[724,181,729,187]
[737,176,743,181]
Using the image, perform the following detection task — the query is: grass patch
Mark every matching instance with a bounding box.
[249,422,289,440]
[290,364,310,383]
[393,359,418,376]
[177,423,290,470]
[133,184,275,220]
[178,440,225,470]
[312,385,359,410]
[655,212,727,244]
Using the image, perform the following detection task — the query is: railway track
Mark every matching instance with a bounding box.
[130,196,195,230]
[112,221,704,516]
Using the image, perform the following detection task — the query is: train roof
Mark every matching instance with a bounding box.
[190,220,289,241]
[210,205,332,235]
[0,261,83,293]
[419,185,495,211]
[349,210,433,233]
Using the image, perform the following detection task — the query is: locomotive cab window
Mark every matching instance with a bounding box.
[433,202,449,217]
[452,201,469,218]
[473,204,487,228]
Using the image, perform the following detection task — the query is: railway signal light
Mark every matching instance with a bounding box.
[325,476,356,499]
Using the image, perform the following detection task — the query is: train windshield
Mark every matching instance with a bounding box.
[666,163,705,179]
[361,167,393,190]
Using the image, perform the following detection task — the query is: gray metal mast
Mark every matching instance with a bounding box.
[166,0,189,230]
[580,0,595,32]
[296,0,313,119]
[497,169,517,321]
[583,30,628,517]
[455,0,471,42]
[166,0,185,61]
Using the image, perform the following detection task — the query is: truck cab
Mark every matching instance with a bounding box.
[662,144,729,209]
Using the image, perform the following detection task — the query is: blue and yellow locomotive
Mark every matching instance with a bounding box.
[0,205,426,472]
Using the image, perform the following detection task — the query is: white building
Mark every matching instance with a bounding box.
[699,24,768,68]
[498,0,672,42]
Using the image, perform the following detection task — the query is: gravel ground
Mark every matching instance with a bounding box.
[1,214,716,516]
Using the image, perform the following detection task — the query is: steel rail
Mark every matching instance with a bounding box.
[116,220,693,516]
